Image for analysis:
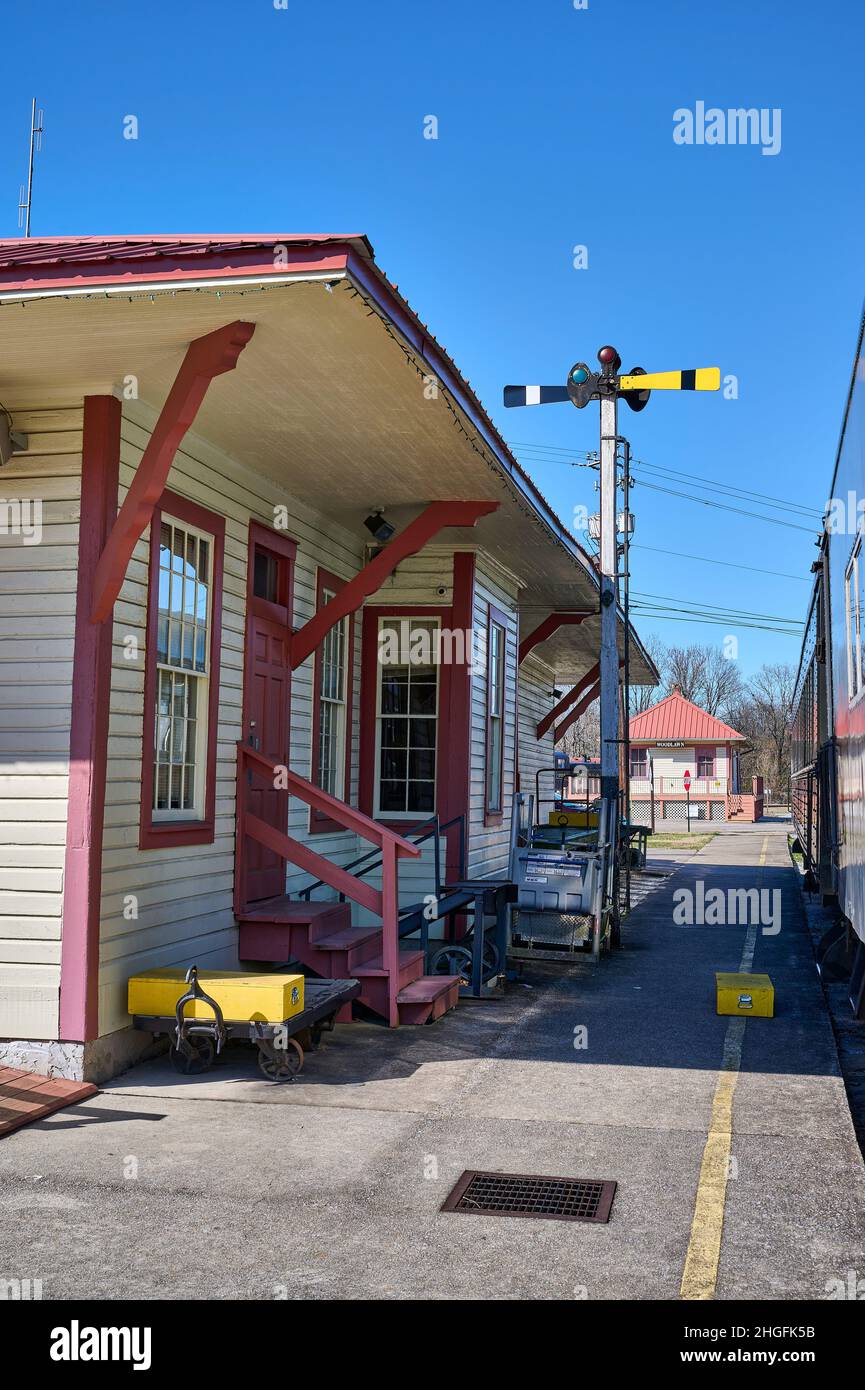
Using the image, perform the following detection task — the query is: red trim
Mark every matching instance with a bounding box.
[537,663,600,741]
[309,567,355,834]
[484,603,508,826]
[236,523,297,902]
[554,678,601,744]
[447,553,475,876]
[518,611,592,664]
[90,321,254,623]
[289,500,497,670]
[138,490,225,850]
[359,605,458,830]
[59,397,121,1042]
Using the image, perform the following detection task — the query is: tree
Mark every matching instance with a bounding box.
[726,662,796,802]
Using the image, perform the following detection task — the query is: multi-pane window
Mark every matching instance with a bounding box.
[486,619,506,814]
[697,751,715,779]
[630,747,648,778]
[153,517,211,818]
[316,589,348,799]
[376,618,438,816]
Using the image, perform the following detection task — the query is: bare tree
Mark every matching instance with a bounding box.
[629,634,668,714]
[557,697,600,761]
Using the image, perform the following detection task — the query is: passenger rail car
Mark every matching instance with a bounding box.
[792,309,865,1014]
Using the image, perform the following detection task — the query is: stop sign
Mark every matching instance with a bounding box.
[683,770,692,791]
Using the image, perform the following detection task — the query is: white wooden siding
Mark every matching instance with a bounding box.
[0,406,82,1039]
[365,547,454,606]
[467,557,519,878]
[518,654,558,816]
[98,401,370,1034]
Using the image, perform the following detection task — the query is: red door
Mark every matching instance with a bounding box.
[242,526,296,904]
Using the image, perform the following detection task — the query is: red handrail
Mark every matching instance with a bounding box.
[236,742,421,1026]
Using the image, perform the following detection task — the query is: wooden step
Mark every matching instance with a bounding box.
[397,974,461,1024]
[238,898,351,962]
[353,948,425,987]
[310,926,383,971]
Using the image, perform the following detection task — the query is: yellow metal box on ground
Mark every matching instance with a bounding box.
[128,968,305,1023]
[715,972,774,1018]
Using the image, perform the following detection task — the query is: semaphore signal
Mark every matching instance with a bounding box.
[502,344,720,945]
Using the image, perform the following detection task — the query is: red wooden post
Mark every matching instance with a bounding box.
[91,321,255,623]
[59,396,121,1042]
[381,839,401,1028]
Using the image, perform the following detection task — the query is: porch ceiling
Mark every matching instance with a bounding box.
[0,265,656,686]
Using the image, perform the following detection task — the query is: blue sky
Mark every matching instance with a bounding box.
[3,0,862,679]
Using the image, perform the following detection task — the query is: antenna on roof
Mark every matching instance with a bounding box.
[17,99,44,238]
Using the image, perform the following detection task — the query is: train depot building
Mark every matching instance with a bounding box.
[628,687,764,825]
[0,233,657,1083]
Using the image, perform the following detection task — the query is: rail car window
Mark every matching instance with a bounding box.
[845,541,863,703]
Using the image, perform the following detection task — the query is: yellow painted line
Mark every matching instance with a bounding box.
[679,834,769,1300]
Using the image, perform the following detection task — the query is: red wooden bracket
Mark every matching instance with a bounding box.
[554,678,602,744]
[289,499,499,670]
[518,611,593,664]
[90,320,255,623]
[537,661,600,741]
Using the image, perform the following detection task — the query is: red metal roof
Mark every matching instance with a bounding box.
[0,234,373,291]
[629,691,744,743]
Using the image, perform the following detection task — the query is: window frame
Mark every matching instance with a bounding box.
[139,489,224,850]
[484,605,508,825]
[309,567,354,834]
[630,747,648,779]
[696,750,716,780]
[373,614,440,822]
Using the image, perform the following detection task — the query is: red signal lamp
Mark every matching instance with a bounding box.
[598,345,621,369]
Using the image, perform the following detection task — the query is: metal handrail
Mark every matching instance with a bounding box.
[299,813,466,902]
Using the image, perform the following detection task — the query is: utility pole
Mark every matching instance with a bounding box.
[18,99,44,238]
[597,354,622,954]
[504,347,720,952]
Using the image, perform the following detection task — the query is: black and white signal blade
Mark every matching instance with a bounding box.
[503,385,570,408]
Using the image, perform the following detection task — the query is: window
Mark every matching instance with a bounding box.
[140,492,224,849]
[375,617,438,817]
[311,569,353,831]
[485,613,507,819]
[697,751,715,779]
[846,540,863,703]
[630,747,648,778]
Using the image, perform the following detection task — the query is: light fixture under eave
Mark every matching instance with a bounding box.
[363,510,395,543]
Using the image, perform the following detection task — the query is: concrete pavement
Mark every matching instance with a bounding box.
[1,822,864,1300]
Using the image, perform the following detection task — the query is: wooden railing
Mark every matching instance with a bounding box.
[235,742,421,1026]
[630,776,728,796]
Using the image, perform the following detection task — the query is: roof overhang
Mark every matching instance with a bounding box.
[0,234,658,686]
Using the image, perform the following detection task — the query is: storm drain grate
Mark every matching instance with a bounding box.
[441,1170,616,1224]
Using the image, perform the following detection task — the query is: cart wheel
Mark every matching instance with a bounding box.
[430,940,500,984]
[169,1037,214,1076]
[258,1036,304,1083]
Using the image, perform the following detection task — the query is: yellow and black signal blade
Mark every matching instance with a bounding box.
[618,367,721,392]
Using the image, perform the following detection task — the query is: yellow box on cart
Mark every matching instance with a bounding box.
[715,972,774,1018]
[548,809,599,828]
[128,968,304,1023]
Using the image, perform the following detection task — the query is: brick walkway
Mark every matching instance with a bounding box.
[0,1067,97,1140]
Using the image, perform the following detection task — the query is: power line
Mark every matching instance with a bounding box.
[630,543,809,583]
[633,477,817,533]
[508,438,824,517]
[629,608,801,636]
[631,590,801,625]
